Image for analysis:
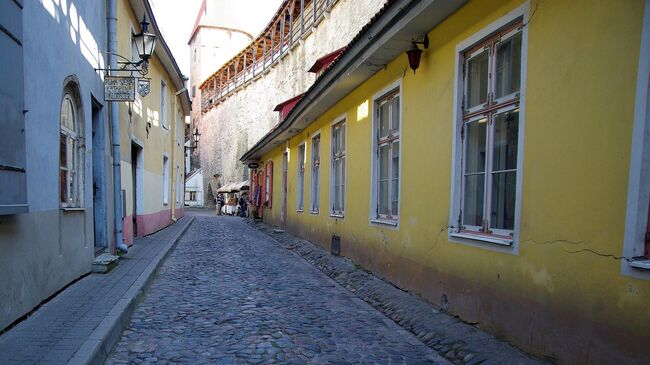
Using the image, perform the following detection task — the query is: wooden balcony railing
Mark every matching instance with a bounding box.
[200,0,338,113]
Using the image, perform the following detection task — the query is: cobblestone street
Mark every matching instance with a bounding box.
[105,214,446,364]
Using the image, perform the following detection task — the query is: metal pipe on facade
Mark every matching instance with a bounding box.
[107,0,128,253]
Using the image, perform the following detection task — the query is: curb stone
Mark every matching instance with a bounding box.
[68,216,195,365]
[246,219,548,365]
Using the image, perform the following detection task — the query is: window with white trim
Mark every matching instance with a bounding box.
[60,92,84,208]
[622,2,650,275]
[454,20,523,242]
[176,109,183,145]
[162,155,169,205]
[176,166,181,205]
[373,88,400,222]
[297,143,305,211]
[330,117,346,216]
[161,80,168,129]
[310,134,321,213]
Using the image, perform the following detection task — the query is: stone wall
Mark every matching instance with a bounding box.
[197,0,386,205]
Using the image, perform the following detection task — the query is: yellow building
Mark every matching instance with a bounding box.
[242,0,650,363]
[117,0,190,244]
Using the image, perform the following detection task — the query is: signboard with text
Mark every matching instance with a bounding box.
[104,76,135,101]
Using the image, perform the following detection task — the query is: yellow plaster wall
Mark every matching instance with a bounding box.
[259,0,649,362]
[116,0,185,217]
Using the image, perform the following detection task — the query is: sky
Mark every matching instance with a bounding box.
[148,0,282,78]
[149,0,203,77]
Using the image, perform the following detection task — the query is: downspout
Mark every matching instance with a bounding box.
[170,93,177,222]
[108,0,128,253]
[172,87,187,222]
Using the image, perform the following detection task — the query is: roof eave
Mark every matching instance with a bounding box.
[241,0,467,162]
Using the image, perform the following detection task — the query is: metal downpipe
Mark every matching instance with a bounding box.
[108,0,128,253]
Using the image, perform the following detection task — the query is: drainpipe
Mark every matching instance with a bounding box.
[108,0,128,253]
[171,87,187,222]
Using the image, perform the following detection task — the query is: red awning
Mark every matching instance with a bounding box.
[307,47,345,74]
[273,93,305,120]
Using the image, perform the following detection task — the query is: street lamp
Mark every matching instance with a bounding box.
[132,15,157,75]
[96,14,157,76]
[185,128,201,152]
[406,34,429,74]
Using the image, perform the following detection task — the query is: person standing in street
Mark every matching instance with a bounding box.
[216,194,224,215]
[238,193,248,218]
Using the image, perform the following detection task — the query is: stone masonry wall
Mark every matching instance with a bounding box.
[198,0,386,205]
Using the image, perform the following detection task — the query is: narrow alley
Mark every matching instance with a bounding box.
[105,213,446,364]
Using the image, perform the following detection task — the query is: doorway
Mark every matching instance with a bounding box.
[91,98,107,256]
[281,151,288,226]
[131,142,143,237]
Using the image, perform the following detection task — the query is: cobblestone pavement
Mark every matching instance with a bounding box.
[105,215,447,364]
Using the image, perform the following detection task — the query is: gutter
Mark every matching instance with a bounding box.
[240,0,408,162]
[240,0,465,162]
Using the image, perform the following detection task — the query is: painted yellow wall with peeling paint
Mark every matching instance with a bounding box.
[256,0,649,363]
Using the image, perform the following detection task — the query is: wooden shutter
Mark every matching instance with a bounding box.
[0,1,28,214]
[268,161,274,208]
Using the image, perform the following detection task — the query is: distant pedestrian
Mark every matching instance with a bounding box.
[238,193,248,218]
[216,194,224,215]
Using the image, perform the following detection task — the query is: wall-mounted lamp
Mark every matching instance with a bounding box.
[406,34,429,74]
[96,14,157,76]
[185,128,201,153]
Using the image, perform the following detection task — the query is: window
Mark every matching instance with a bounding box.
[60,92,84,208]
[622,4,650,276]
[297,143,306,211]
[372,87,400,223]
[162,155,169,204]
[161,80,168,129]
[176,109,183,145]
[330,117,346,216]
[451,16,525,245]
[188,191,197,201]
[265,160,273,207]
[176,166,182,205]
[310,134,321,213]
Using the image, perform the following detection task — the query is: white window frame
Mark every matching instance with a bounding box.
[622,0,650,279]
[330,114,347,218]
[176,165,182,205]
[449,2,529,252]
[369,80,402,228]
[296,142,306,212]
[309,131,321,214]
[176,109,183,145]
[59,91,84,209]
[265,160,272,205]
[162,154,169,205]
[161,79,168,129]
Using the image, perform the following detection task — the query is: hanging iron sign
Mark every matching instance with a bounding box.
[104,76,135,101]
[138,78,151,97]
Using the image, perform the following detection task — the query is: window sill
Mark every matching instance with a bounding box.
[296,209,304,213]
[629,259,650,270]
[61,207,85,212]
[330,213,344,219]
[309,210,319,215]
[371,218,398,227]
[450,231,513,246]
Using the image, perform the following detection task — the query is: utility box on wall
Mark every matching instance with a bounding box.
[331,235,340,256]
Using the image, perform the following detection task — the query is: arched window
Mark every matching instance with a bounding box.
[60,89,83,207]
